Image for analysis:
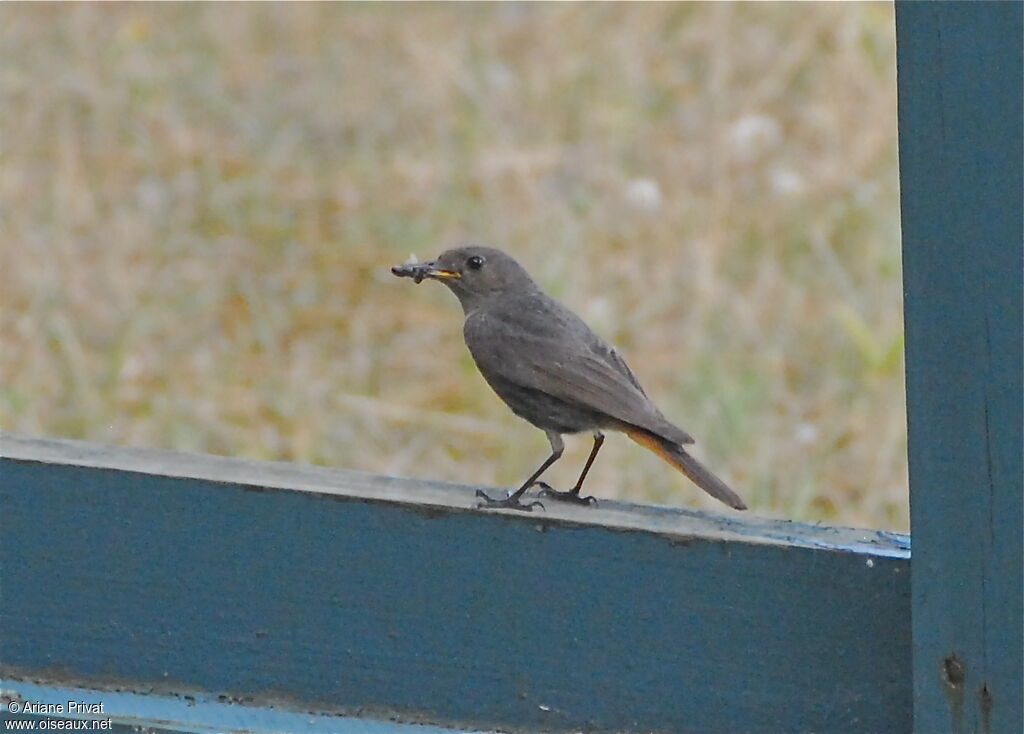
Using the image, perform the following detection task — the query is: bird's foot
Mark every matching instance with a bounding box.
[475,489,544,512]
[533,482,598,506]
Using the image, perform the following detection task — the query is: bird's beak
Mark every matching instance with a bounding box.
[391,260,461,284]
[423,263,461,280]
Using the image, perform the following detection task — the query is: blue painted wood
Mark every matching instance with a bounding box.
[895,2,1024,733]
[1,434,911,734]
[1,679,474,734]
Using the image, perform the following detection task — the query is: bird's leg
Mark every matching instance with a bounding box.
[535,432,603,506]
[476,432,564,512]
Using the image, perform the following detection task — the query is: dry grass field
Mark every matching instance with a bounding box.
[0,3,907,529]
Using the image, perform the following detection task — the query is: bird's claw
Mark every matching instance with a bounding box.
[532,482,598,506]
[474,489,545,512]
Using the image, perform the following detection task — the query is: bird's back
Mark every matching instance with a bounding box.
[463,289,694,445]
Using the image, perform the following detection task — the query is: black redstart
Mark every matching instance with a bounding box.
[392,246,747,512]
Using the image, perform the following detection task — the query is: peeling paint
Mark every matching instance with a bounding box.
[942,653,966,734]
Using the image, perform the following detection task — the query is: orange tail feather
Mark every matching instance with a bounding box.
[627,429,747,510]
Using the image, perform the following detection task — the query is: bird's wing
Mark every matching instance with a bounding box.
[464,300,694,445]
[587,336,646,396]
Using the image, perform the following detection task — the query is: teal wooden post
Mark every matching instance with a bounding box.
[895,2,1023,733]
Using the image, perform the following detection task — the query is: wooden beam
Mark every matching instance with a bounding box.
[1,679,467,734]
[895,2,1024,733]
[1,433,909,733]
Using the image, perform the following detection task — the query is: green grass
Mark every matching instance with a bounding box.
[0,2,907,529]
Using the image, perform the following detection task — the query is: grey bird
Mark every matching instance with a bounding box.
[392,246,747,512]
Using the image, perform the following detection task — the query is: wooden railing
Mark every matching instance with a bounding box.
[2,433,909,733]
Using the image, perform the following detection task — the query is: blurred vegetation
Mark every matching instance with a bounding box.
[0,3,907,529]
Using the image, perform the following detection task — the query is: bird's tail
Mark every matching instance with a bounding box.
[627,429,747,510]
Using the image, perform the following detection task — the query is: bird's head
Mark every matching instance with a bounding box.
[392,246,537,312]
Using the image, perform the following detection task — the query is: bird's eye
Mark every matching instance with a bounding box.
[467,255,485,270]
